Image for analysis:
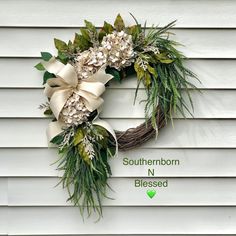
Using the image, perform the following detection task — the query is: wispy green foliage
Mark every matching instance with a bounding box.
[51,124,115,219]
[132,19,199,129]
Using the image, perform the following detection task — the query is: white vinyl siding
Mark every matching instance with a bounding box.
[0,0,236,235]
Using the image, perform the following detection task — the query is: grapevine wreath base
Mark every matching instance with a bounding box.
[35,14,198,218]
[115,107,166,150]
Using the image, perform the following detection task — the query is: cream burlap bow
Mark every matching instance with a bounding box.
[42,57,116,146]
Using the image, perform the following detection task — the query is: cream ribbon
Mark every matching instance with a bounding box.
[42,57,117,151]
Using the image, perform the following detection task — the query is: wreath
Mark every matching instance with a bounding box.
[35,14,198,218]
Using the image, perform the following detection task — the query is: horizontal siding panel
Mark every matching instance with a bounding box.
[0,208,8,235]
[1,29,236,58]
[2,148,236,177]
[103,89,236,119]
[8,207,236,234]
[0,179,7,206]
[8,177,236,206]
[1,89,236,119]
[0,119,236,148]
[1,58,236,89]
[0,0,236,28]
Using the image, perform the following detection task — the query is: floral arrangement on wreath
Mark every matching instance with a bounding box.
[35,14,198,218]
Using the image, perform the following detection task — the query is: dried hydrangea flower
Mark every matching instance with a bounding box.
[75,47,107,80]
[143,45,160,54]
[101,30,135,70]
[60,91,90,127]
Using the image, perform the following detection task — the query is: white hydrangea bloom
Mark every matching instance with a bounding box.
[75,47,107,79]
[60,92,90,127]
[101,30,135,70]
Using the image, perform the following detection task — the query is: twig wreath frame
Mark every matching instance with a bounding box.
[35,14,198,218]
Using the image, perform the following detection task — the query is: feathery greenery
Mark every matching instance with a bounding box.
[132,20,199,131]
[51,124,115,219]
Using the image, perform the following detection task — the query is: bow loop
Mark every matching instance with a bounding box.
[50,88,73,119]
[57,63,77,86]
[79,81,105,97]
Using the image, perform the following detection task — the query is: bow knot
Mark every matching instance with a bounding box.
[41,57,116,149]
[42,57,113,120]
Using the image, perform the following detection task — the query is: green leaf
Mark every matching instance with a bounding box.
[93,125,109,147]
[50,134,64,145]
[41,52,52,61]
[44,109,52,115]
[134,62,145,80]
[94,125,109,138]
[84,20,98,44]
[43,71,55,84]
[98,21,114,42]
[67,40,76,53]
[159,59,173,64]
[144,72,152,87]
[147,65,158,78]
[124,65,136,77]
[74,33,91,51]
[106,68,121,82]
[80,28,91,41]
[126,24,141,41]
[155,53,173,64]
[84,20,97,33]
[103,21,114,34]
[68,40,73,46]
[98,30,106,42]
[34,62,45,71]
[73,128,84,146]
[114,14,125,31]
[57,51,69,64]
[54,38,68,51]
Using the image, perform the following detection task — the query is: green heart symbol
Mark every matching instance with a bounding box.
[147,189,156,199]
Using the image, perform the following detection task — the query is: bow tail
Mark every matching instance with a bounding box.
[47,120,65,143]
